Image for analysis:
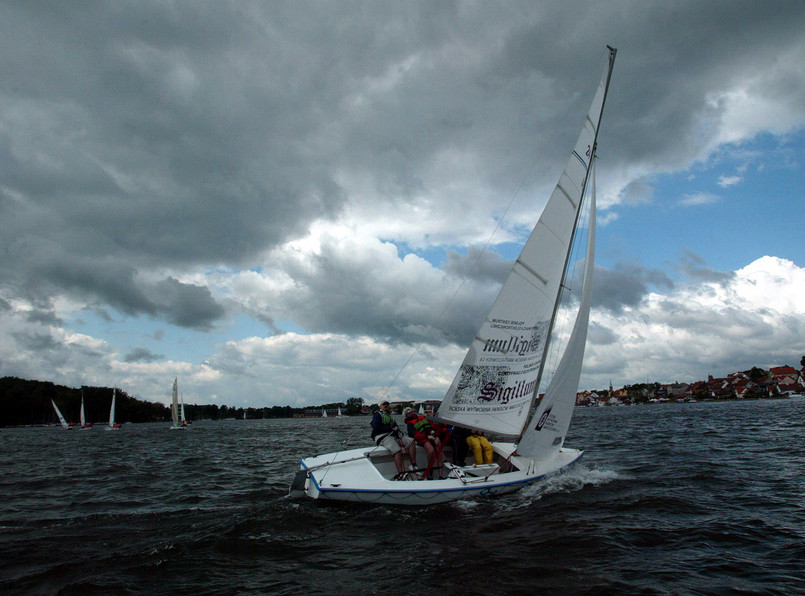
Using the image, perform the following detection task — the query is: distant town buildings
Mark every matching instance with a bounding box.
[575,364,805,406]
[298,363,805,416]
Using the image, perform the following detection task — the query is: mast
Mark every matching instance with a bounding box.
[518,46,617,438]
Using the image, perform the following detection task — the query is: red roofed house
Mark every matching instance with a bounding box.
[770,366,799,385]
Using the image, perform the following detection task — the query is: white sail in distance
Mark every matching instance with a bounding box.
[171,378,179,427]
[52,399,69,428]
[109,388,116,428]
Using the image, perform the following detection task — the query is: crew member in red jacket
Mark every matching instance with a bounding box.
[404,407,445,479]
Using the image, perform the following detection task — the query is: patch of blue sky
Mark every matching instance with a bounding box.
[598,130,803,277]
[395,236,526,272]
[68,308,284,367]
[230,313,306,337]
[68,309,205,363]
[393,242,452,269]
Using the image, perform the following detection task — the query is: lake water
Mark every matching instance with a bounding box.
[1,398,803,595]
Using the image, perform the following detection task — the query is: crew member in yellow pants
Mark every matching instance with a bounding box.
[466,430,493,464]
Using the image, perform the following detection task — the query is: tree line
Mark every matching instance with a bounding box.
[0,377,365,427]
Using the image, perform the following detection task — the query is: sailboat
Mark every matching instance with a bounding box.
[107,388,122,430]
[79,391,93,430]
[51,399,73,429]
[322,408,328,418]
[169,378,188,429]
[292,47,617,505]
[337,407,344,418]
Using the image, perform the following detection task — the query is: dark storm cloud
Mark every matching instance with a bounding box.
[154,277,225,330]
[443,246,509,285]
[25,309,62,326]
[20,249,225,329]
[124,348,164,363]
[0,0,803,346]
[677,251,735,284]
[593,263,674,312]
[11,330,60,353]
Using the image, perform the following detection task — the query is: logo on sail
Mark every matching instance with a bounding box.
[535,406,552,431]
[478,378,538,404]
[481,321,547,356]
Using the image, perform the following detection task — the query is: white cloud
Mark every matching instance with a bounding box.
[205,331,462,406]
[583,257,805,388]
[717,175,742,187]
[678,192,720,207]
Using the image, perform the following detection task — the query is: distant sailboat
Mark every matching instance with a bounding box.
[107,388,122,430]
[322,408,328,418]
[170,378,188,430]
[337,407,344,417]
[51,399,72,429]
[79,391,93,430]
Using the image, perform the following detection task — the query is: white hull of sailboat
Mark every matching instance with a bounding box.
[294,443,582,505]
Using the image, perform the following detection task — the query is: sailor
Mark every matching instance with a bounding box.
[370,401,416,477]
[404,407,445,479]
[466,429,494,465]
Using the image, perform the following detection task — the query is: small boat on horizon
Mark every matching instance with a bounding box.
[51,399,74,429]
[169,378,189,430]
[106,388,122,430]
[79,391,93,430]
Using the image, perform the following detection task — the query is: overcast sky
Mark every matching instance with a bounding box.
[1,1,803,408]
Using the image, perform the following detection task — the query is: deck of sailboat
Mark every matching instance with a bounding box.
[297,443,583,505]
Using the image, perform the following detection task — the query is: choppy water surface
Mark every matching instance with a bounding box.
[1,398,803,595]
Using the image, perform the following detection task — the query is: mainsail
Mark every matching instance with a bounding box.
[436,47,616,437]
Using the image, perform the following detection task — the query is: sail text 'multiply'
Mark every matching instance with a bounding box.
[481,334,542,357]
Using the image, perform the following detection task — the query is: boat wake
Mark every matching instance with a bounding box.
[444,462,622,514]
[505,463,622,506]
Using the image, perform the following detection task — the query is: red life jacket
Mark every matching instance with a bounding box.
[408,414,437,444]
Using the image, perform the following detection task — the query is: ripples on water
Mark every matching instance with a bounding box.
[1,399,803,594]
